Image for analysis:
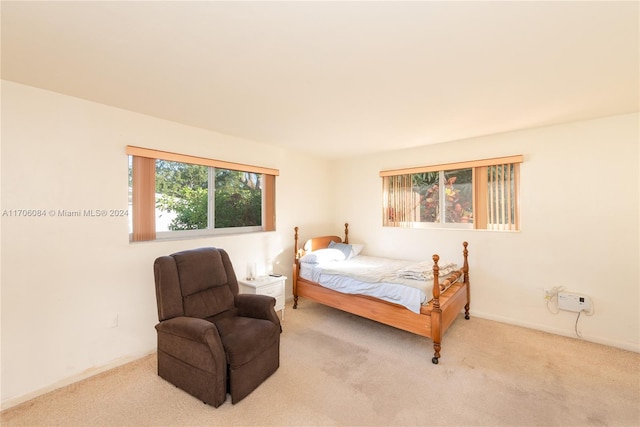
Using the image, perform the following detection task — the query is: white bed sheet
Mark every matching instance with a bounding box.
[299,255,458,314]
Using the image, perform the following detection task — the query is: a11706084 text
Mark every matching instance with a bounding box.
[2,209,129,218]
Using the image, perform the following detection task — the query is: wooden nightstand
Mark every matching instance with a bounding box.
[238,275,286,319]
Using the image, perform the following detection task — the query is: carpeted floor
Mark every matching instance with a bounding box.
[2,301,639,426]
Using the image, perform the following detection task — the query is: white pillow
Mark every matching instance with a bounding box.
[350,244,364,258]
[299,248,347,264]
[328,241,353,259]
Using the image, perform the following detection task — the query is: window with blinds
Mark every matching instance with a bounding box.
[381,155,522,231]
[127,146,278,242]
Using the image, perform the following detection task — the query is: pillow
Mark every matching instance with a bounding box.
[350,243,364,258]
[328,241,353,259]
[299,248,347,264]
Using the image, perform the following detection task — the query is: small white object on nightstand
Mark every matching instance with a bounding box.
[238,275,287,319]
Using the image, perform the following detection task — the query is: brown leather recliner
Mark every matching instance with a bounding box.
[153,247,281,407]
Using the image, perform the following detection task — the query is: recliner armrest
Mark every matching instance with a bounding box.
[235,294,281,331]
[155,316,221,343]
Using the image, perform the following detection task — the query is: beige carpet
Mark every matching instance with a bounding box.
[2,301,639,426]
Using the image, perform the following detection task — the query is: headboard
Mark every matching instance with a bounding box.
[294,223,349,259]
[303,236,342,252]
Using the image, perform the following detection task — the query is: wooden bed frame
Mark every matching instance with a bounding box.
[292,223,470,364]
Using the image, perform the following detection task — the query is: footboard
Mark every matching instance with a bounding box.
[429,243,470,363]
[297,275,434,337]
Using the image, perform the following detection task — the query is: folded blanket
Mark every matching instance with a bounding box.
[396,261,458,281]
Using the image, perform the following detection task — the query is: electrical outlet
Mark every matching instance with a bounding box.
[544,289,557,300]
[108,313,119,328]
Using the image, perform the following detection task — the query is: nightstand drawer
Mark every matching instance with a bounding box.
[259,283,283,298]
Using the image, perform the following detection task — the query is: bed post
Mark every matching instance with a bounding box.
[293,226,299,309]
[344,222,349,244]
[462,241,470,320]
[431,254,442,364]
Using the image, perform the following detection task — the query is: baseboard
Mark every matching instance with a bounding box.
[1,349,156,411]
[470,310,640,354]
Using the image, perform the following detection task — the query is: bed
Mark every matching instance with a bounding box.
[292,223,470,364]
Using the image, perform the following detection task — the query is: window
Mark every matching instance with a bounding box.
[381,155,522,231]
[127,146,278,242]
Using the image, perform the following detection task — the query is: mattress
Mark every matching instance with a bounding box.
[299,255,459,314]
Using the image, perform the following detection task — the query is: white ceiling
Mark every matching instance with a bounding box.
[2,1,638,159]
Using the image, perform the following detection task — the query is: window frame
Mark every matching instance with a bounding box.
[380,155,523,231]
[127,146,278,242]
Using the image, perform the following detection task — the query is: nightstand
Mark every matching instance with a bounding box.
[238,275,287,319]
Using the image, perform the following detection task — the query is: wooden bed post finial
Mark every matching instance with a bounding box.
[462,241,469,284]
[294,226,299,258]
[344,223,349,244]
[432,254,441,302]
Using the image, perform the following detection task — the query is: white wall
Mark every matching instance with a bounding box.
[0,81,335,408]
[332,113,639,352]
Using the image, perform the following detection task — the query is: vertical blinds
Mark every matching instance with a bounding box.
[381,155,523,230]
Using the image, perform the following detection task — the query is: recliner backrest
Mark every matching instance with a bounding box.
[154,247,240,321]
